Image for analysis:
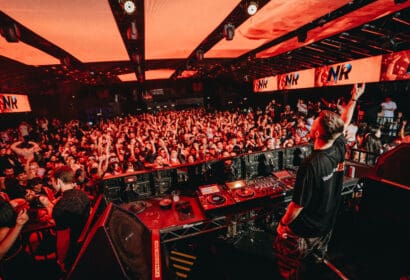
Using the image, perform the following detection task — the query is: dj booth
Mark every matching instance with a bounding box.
[68,144,368,280]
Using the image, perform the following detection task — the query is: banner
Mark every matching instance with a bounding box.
[253,49,410,93]
[277,69,315,90]
[380,49,410,81]
[0,94,32,113]
[253,76,277,92]
[314,55,382,87]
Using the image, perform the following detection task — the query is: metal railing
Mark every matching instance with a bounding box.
[346,148,379,166]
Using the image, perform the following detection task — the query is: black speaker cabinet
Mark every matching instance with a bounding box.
[359,143,410,276]
[361,143,410,227]
[68,203,152,280]
[374,143,410,186]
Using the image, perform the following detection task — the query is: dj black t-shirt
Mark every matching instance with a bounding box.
[289,135,346,237]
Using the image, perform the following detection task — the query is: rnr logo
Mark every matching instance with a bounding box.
[0,95,18,112]
[327,64,352,83]
[255,79,268,90]
[285,73,299,86]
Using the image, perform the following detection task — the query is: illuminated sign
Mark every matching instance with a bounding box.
[315,56,382,87]
[253,76,277,92]
[0,94,32,113]
[278,69,315,90]
[327,63,352,83]
[254,52,397,93]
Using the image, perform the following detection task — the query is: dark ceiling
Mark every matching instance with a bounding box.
[0,0,409,95]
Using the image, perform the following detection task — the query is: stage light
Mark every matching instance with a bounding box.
[297,30,307,43]
[60,55,71,67]
[223,24,235,41]
[120,0,137,15]
[196,49,204,61]
[1,23,20,43]
[137,73,145,82]
[131,52,143,64]
[136,65,142,75]
[126,21,138,40]
[247,2,258,16]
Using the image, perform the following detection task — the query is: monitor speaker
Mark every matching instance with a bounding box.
[374,143,410,186]
[68,203,152,280]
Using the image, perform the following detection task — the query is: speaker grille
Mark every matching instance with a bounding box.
[107,207,151,280]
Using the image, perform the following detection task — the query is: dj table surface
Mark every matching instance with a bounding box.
[114,173,363,280]
[119,175,360,244]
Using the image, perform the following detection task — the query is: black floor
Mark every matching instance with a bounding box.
[31,209,409,280]
[164,210,409,280]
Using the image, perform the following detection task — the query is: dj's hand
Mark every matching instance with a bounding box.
[277,222,289,239]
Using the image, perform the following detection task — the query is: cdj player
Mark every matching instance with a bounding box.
[197,184,236,211]
[226,177,286,203]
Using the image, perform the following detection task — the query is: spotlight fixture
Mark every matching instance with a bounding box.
[196,49,204,61]
[136,65,143,75]
[121,0,137,15]
[317,18,327,27]
[1,23,20,43]
[137,73,145,82]
[297,30,307,43]
[60,55,71,68]
[126,21,138,40]
[223,24,235,41]
[247,2,258,16]
[131,52,143,64]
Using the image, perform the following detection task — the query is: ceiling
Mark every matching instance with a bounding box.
[0,0,409,94]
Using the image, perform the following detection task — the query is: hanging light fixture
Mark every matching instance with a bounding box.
[126,21,138,40]
[120,0,137,15]
[247,2,258,16]
[223,24,235,41]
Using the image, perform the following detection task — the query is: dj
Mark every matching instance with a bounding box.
[274,83,365,279]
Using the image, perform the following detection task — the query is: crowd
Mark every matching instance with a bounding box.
[0,92,408,278]
[0,96,407,194]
